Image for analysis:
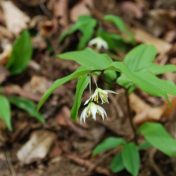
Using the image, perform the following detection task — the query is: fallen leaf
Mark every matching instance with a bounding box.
[0,40,12,65]
[23,75,52,95]
[130,93,164,125]
[0,66,9,84]
[53,0,69,28]
[132,28,171,54]
[17,130,56,164]
[1,1,30,35]
[70,0,93,22]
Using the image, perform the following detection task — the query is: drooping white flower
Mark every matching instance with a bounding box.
[88,37,108,50]
[80,102,107,123]
[85,88,117,105]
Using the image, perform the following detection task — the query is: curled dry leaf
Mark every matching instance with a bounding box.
[0,66,9,84]
[1,1,30,35]
[132,28,171,54]
[53,0,68,28]
[70,0,93,22]
[17,130,56,164]
[120,1,143,19]
[129,93,164,125]
[23,75,52,95]
[0,40,12,65]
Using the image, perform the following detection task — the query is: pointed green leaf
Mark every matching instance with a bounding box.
[0,95,12,130]
[124,44,157,71]
[59,48,112,70]
[37,66,89,110]
[139,122,176,156]
[122,143,140,176]
[59,16,97,49]
[148,64,176,75]
[6,30,32,74]
[93,137,126,156]
[71,75,89,120]
[104,15,134,41]
[110,153,125,173]
[9,96,45,123]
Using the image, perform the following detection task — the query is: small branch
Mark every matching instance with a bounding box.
[66,153,110,176]
[125,90,138,144]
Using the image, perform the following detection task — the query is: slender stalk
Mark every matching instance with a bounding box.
[125,90,138,144]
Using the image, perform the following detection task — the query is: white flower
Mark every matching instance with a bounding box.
[85,88,117,105]
[88,37,108,50]
[80,102,107,123]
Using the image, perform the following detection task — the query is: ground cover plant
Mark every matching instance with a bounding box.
[38,15,176,176]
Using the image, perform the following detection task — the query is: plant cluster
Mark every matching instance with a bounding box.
[38,15,176,176]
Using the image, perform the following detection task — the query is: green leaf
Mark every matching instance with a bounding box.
[122,143,140,176]
[0,95,12,130]
[97,28,130,51]
[6,30,32,74]
[93,137,126,156]
[139,122,176,156]
[110,153,125,173]
[103,70,117,84]
[59,48,112,70]
[104,15,134,41]
[59,16,97,49]
[9,96,45,123]
[115,63,176,98]
[37,66,90,110]
[71,75,89,120]
[115,63,167,97]
[124,44,157,71]
[148,64,176,75]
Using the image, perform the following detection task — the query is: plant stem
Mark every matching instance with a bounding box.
[125,90,138,144]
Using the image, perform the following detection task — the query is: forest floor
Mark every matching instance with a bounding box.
[0,0,176,176]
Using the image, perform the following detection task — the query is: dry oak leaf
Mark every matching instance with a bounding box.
[1,1,30,35]
[132,28,171,54]
[17,130,56,164]
[70,0,93,22]
[129,93,164,125]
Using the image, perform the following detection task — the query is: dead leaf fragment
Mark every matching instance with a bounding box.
[0,40,12,65]
[70,0,93,22]
[17,131,56,164]
[132,28,171,54]
[1,1,30,35]
[130,93,164,125]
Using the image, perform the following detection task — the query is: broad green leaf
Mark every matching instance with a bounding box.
[139,122,176,156]
[37,66,89,110]
[6,30,32,74]
[122,143,140,176]
[148,64,176,75]
[71,75,89,120]
[59,48,112,70]
[114,62,176,98]
[59,16,97,49]
[9,96,45,123]
[114,63,167,98]
[104,15,134,41]
[93,137,126,156]
[110,153,125,173]
[0,95,12,130]
[124,44,157,71]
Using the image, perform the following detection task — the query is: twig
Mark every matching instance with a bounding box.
[66,153,110,176]
[148,149,165,176]
[125,90,138,144]
[4,151,16,176]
